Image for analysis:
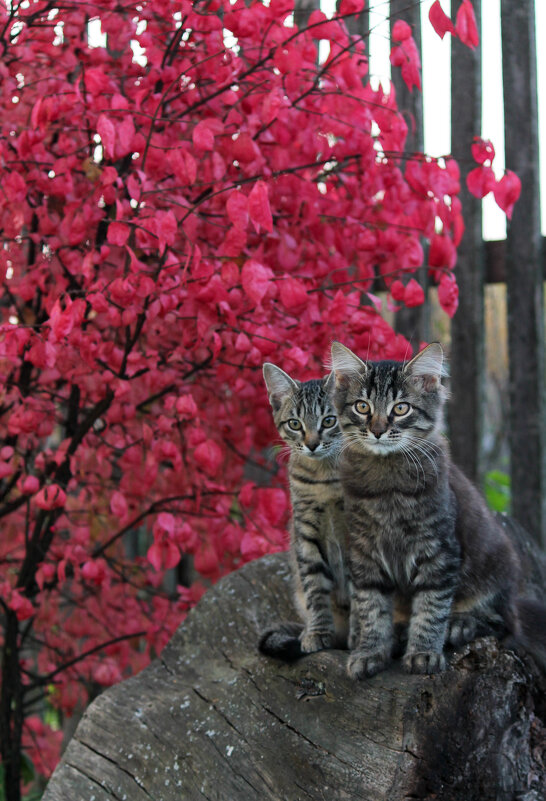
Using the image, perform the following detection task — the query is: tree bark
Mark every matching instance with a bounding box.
[44,521,546,801]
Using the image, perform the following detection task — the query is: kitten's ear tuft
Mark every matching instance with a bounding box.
[329,342,368,388]
[404,343,446,391]
[263,363,299,409]
[323,371,336,394]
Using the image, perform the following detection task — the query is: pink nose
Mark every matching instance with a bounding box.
[369,418,388,439]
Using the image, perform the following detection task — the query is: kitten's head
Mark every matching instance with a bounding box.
[329,341,447,456]
[263,363,341,460]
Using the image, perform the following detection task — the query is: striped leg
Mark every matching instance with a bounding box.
[347,586,393,679]
[403,586,454,674]
[294,529,336,653]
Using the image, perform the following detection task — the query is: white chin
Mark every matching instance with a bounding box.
[363,440,397,456]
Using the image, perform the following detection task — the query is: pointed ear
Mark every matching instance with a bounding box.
[263,363,299,409]
[329,342,368,389]
[404,343,446,391]
[323,371,336,395]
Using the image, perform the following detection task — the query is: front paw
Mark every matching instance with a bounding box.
[347,649,390,679]
[403,651,446,674]
[300,629,335,653]
[448,615,477,647]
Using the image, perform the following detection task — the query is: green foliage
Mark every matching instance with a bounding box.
[484,470,511,513]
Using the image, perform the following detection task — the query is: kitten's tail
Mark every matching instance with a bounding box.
[514,597,546,672]
[258,621,304,662]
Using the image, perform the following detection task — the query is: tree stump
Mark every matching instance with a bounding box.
[44,520,546,801]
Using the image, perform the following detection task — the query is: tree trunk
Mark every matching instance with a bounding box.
[44,520,545,801]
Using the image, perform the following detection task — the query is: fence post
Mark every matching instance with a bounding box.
[389,0,427,353]
[449,1,484,485]
[501,0,545,546]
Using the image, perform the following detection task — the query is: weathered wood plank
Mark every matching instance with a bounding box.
[43,540,546,801]
[449,1,485,484]
[501,0,546,547]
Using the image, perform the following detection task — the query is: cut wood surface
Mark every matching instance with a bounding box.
[44,518,545,801]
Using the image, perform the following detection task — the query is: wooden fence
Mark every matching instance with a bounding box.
[306,0,546,545]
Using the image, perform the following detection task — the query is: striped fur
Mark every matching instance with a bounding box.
[259,364,351,658]
[331,342,526,678]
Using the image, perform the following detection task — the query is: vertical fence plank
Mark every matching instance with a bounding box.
[449,1,484,485]
[501,0,545,546]
[389,0,427,353]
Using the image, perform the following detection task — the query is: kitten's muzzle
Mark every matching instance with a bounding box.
[370,417,389,439]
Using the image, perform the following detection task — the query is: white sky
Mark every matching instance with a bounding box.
[324,0,546,239]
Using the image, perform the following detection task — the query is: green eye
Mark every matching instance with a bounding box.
[354,400,370,415]
[393,402,411,416]
[322,415,337,429]
[287,419,302,431]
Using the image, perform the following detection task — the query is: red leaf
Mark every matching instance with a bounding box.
[455,0,479,48]
[241,259,274,305]
[147,540,180,571]
[428,234,457,269]
[97,114,116,159]
[279,276,308,311]
[172,148,197,186]
[471,137,495,166]
[9,590,34,621]
[308,10,341,40]
[392,20,412,42]
[226,190,249,229]
[466,166,496,199]
[404,278,425,307]
[110,490,128,520]
[390,280,406,302]
[248,181,273,233]
[107,222,130,247]
[339,0,365,14]
[155,210,177,253]
[35,484,66,511]
[438,274,459,317]
[194,439,223,477]
[493,171,521,220]
[428,1,455,39]
[192,120,215,151]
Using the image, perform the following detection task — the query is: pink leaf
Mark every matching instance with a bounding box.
[390,280,406,302]
[97,114,116,159]
[110,490,128,520]
[428,1,455,39]
[241,259,274,305]
[438,274,459,317]
[192,120,215,151]
[279,276,308,311]
[392,20,412,42]
[248,181,273,233]
[466,166,496,199]
[339,0,365,13]
[471,137,495,166]
[35,484,66,511]
[404,278,425,308]
[226,190,249,229]
[107,222,130,247]
[493,171,521,220]
[455,0,479,48]
[194,439,223,477]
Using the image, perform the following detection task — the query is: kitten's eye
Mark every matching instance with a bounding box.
[354,400,370,415]
[322,415,337,429]
[393,402,411,416]
[287,419,303,431]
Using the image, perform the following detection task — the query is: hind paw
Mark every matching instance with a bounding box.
[300,630,335,653]
[448,615,477,647]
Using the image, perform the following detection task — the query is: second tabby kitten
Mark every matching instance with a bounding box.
[330,341,545,677]
[259,363,351,659]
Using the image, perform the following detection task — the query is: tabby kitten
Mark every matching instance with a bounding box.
[330,341,542,677]
[259,363,351,660]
